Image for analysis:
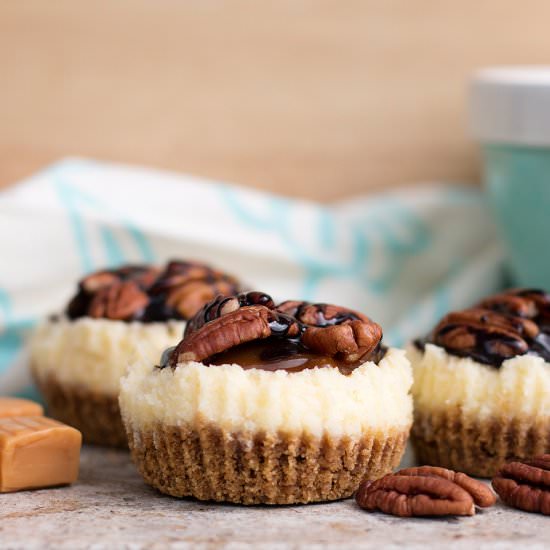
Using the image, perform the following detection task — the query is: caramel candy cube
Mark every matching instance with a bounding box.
[0,397,44,418]
[0,416,82,492]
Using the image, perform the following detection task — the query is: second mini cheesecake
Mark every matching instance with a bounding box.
[120,292,413,505]
[410,288,550,477]
[30,260,241,447]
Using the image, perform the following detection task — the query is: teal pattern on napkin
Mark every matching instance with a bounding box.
[0,158,505,395]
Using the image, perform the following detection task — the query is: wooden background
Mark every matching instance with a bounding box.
[2,1,550,200]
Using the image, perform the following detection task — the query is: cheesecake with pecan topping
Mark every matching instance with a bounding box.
[410,288,550,477]
[30,261,241,447]
[119,292,413,504]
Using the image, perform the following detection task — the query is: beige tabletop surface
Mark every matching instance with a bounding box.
[3,1,550,200]
[0,446,548,550]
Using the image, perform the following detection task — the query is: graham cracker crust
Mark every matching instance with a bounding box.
[125,420,410,504]
[33,374,127,448]
[412,408,550,478]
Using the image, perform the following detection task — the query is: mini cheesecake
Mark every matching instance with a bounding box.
[410,288,550,477]
[30,261,241,447]
[120,292,413,504]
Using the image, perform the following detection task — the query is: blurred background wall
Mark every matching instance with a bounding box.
[2,0,550,200]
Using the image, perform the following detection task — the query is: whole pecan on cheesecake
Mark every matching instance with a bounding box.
[67,265,159,320]
[355,465,496,517]
[479,288,550,320]
[66,261,242,322]
[167,292,300,366]
[88,281,150,321]
[492,454,550,515]
[431,309,537,363]
[162,292,384,368]
[146,260,241,320]
[277,301,383,364]
[184,291,275,336]
[419,288,550,366]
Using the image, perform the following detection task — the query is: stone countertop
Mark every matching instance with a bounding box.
[0,447,548,550]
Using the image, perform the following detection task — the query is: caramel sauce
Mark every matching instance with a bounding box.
[205,338,364,375]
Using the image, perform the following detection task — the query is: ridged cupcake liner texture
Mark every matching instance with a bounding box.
[412,408,550,478]
[125,419,410,504]
[33,374,127,448]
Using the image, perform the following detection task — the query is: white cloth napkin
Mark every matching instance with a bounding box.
[0,158,505,396]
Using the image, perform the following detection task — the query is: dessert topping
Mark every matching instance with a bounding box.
[418,288,550,366]
[355,465,495,517]
[88,281,150,321]
[163,292,384,373]
[492,454,550,515]
[66,261,241,323]
[147,261,241,321]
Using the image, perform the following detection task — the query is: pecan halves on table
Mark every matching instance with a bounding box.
[356,475,475,517]
[170,305,298,365]
[88,281,149,321]
[492,454,550,515]
[356,466,495,517]
[397,466,496,508]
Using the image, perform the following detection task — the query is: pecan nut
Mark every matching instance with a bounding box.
[492,454,550,515]
[356,465,495,517]
[67,265,159,319]
[147,260,241,320]
[277,301,383,363]
[88,281,149,321]
[397,466,496,507]
[419,287,550,367]
[163,293,384,369]
[66,260,242,323]
[479,288,550,320]
[184,292,274,336]
[170,304,297,365]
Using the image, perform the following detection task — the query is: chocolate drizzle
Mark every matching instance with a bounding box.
[160,293,386,374]
[66,261,241,323]
[416,288,550,367]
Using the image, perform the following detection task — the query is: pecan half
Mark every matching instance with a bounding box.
[185,292,274,336]
[170,304,298,365]
[419,288,550,366]
[355,466,495,517]
[492,454,550,515]
[277,301,367,326]
[480,288,550,320]
[65,260,242,323]
[429,307,537,365]
[397,466,496,507]
[88,281,149,321]
[67,265,159,319]
[277,301,383,363]
[81,265,159,293]
[164,293,384,369]
[147,260,241,320]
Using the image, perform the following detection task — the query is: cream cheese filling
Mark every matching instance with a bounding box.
[30,317,186,395]
[119,347,413,438]
[409,343,550,419]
